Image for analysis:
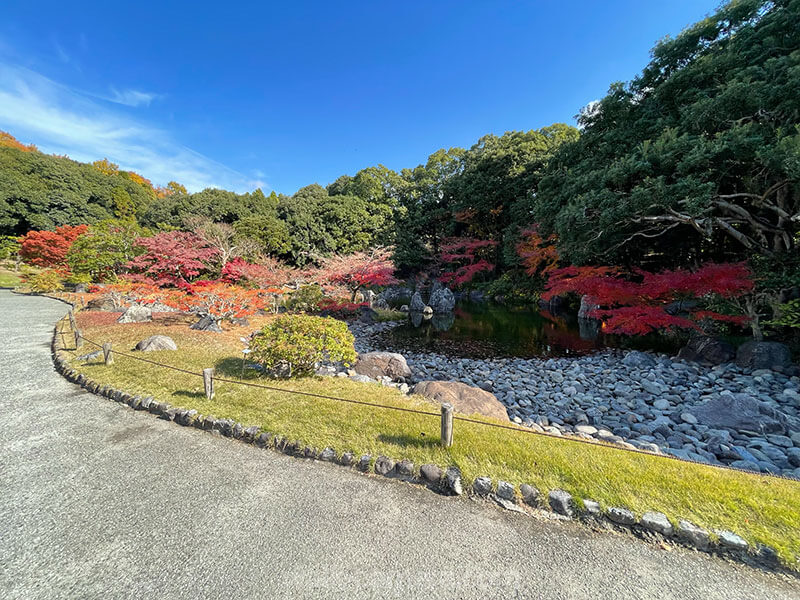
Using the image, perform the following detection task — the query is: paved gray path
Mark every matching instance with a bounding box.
[1,290,798,600]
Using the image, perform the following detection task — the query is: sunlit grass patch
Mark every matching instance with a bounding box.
[68,313,800,569]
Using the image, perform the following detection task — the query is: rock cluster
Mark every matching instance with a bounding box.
[351,320,800,479]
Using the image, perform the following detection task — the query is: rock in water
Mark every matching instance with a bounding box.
[692,393,787,434]
[677,336,735,365]
[190,315,223,332]
[735,341,792,371]
[117,305,152,323]
[354,351,412,380]
[412,380,509,421]
[429,287,455,313]
[409,292,426,312]
[135,335,178,352]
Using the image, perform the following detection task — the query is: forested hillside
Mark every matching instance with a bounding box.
[1,0,797,290]
[533,0,799,273]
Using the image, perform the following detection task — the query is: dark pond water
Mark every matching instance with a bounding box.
[382,302,683,359]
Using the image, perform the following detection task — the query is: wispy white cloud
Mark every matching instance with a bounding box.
[0,62,262,193]
[53,40,70,64]
[106,87,161,107]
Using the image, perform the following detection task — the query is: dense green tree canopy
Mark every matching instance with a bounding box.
[139,187,280,229]
[0,147,155,234]
[533,0,800,267]
[277,184,385,265]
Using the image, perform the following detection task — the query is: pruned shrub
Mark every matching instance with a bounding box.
[24,269,64,293]
[286,284,323,312]
[248,314,356,377]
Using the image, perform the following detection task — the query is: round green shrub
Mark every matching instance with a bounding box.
[286,284,323,312]
[249,314,357,377]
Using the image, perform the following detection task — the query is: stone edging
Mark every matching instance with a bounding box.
[48,314,796,576]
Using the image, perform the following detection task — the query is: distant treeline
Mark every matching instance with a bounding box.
[1,0,797,282]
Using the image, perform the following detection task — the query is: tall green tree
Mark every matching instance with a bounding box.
[533,0,800,268]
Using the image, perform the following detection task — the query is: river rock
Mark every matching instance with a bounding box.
[548,489,574,517]
[354,351,412,380]
[692,393,787,434]
[134,335,177,352]
[736,341,793,371]
[677,336,735,365]
[429,287,455,313]
[117,305,152,323]
[640,511,673,536]
[412,380,509,421]
[622,351,656,368]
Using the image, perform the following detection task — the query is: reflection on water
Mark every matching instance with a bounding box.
[384,302,680,359]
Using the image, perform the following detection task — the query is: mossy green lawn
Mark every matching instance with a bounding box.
[0,268,22,287]
[68,312,800,569]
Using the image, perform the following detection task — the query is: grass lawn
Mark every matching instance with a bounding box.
[0,268,23,287]
[66,310,800,569]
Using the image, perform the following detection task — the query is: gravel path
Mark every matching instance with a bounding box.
[1,290,797,599]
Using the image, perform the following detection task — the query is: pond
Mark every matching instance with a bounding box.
[381,301,683,359]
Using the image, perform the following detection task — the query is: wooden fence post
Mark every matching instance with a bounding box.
[74,328,83,349]
[441,402,454,447]
[102,342,113,366]
[203,368,215,400]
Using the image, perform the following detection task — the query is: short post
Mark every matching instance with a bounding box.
[440,402,454,447]
[102,342,113,366]
[74,328,83,349]
[68,309,77,331]
[203,368,215,400]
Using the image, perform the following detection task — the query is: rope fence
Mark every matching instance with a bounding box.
[56,312,798,482]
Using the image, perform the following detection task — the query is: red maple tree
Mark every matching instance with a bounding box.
[18,224,88,268]
[438,237,497,286]
[516,225,560,278]
[158,281,269,322]
[221,256,298,290]
[317,248,398,301]
[125,231,218,286]
[542,262,753,335]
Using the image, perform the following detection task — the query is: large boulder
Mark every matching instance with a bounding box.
[412,381,509,422]
[379,286,413,305]
[429,287,455,313]
[86,295,117,311]
[135,335,177,352]
[117,305,152,324]
[359,307,379,323]
[621,350,656,368]
[190,315,223,332]
[692,393,788,434]
[736,341,792,371]
[577,295,600,319]
[355,352,412,380]
[677,336,735,365]
[409,291,426,312]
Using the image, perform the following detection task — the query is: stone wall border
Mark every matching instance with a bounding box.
[48,309,798,576]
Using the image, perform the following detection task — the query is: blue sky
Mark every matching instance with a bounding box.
[0,1,719,194]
